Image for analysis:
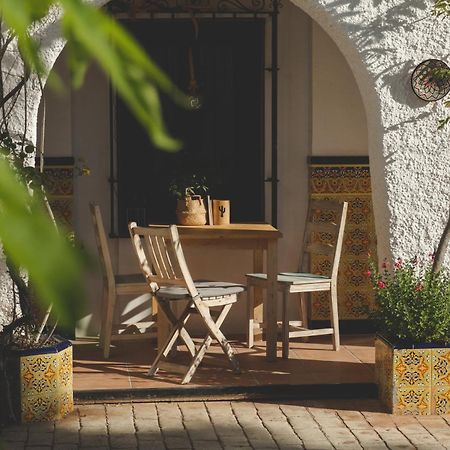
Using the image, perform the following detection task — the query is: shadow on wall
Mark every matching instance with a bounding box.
[324,0,431,109]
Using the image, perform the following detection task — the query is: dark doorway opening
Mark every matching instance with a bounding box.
[114,19,265,236]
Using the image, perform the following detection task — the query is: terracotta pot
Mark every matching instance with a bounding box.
[176,195,206,226]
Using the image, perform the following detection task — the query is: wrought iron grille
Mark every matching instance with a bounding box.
[107,0,280,14]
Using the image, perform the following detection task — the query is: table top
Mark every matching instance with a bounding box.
[176,223,282,240]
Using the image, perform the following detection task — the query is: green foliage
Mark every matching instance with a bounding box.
[0,0,187,151]
[169,174,209,199]
[435,0,450,16]
[368,257,450,344]
[0,155,86,327]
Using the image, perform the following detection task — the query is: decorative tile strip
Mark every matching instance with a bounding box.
[309,157,377,321]
[37,157,75,230]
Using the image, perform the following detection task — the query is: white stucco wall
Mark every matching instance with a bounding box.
[295,0,450,264]
[312,21,368,155]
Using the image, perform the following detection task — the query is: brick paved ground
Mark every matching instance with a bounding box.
[2,399,450,449]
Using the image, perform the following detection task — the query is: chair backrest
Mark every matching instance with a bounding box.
[90,203,115,285]
[128,223,198,297]
[301,199,348,282]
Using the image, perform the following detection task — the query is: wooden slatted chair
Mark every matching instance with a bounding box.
[246,200,348,358]
[90,203,156,358]
[128,223,244,384]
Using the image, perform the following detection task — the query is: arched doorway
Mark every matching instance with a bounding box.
[41,0,372,336]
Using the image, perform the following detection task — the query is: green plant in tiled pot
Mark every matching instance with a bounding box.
[369,256,450,415]
[0,21,80,426]
[0,129,76,425]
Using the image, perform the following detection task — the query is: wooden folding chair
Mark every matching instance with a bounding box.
[128,223,244,384]
[90,203,156,358]
[246,200,348,358]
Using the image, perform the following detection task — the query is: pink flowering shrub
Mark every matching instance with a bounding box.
[368,256,450,344]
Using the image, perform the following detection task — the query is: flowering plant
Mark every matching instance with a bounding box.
[368,256,450,345]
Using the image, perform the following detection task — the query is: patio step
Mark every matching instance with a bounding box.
[74,383,377,405]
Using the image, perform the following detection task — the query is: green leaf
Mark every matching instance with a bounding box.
[59,0,186,151]
[0,157,87,326]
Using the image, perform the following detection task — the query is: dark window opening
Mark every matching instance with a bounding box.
[114,19,265,236]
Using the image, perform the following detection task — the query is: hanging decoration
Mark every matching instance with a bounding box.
[187,16,203,110]
[411,59,450,102]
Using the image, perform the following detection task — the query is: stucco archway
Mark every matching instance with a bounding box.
[32,0,450,266]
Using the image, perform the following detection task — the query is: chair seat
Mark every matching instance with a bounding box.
[114,273,147,284]
[246,272,331,285]
[157,281,245,300]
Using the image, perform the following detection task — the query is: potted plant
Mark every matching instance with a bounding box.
[0,131,76,425]
[369,256,450,415]
[169,173,209,226]
[0,33,77,425]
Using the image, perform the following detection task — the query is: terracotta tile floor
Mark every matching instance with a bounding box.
[73,334,375,391]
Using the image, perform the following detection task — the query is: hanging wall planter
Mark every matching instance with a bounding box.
[411,59,450,101]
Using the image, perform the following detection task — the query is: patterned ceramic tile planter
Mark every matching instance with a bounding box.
[375,335,450,415]
[2,340,73,423]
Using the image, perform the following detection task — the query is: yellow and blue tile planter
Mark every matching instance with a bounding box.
[376,336,450,415]
[17,341,73,423]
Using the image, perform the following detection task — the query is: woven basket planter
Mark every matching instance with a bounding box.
[176,195,207,226]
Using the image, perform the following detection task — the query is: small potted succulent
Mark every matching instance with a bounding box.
[369,255,450,415]
[169,174,209,226]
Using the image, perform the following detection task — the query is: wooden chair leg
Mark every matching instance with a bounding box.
[102,287,116,359]
[330,284,340,351]
[98,283,108,350]
[300,293,309,329]
[195,301,240,374]
[298,292,310,343]
[282,289,289,359]
[182,304,233,384]
[158,301,196,357]
[148,302,192,377]
[247,284,255,348]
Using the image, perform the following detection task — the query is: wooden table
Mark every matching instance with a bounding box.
[158,224,282,361]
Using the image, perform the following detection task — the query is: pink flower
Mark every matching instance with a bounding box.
[381,261,389,269]
[394,258,403,269]
[365,270,372,277]
[416,283,424,292]
[378,280,386,289]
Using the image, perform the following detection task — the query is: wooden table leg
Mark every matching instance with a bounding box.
[253,247,264,343]
[266,239,278,361]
